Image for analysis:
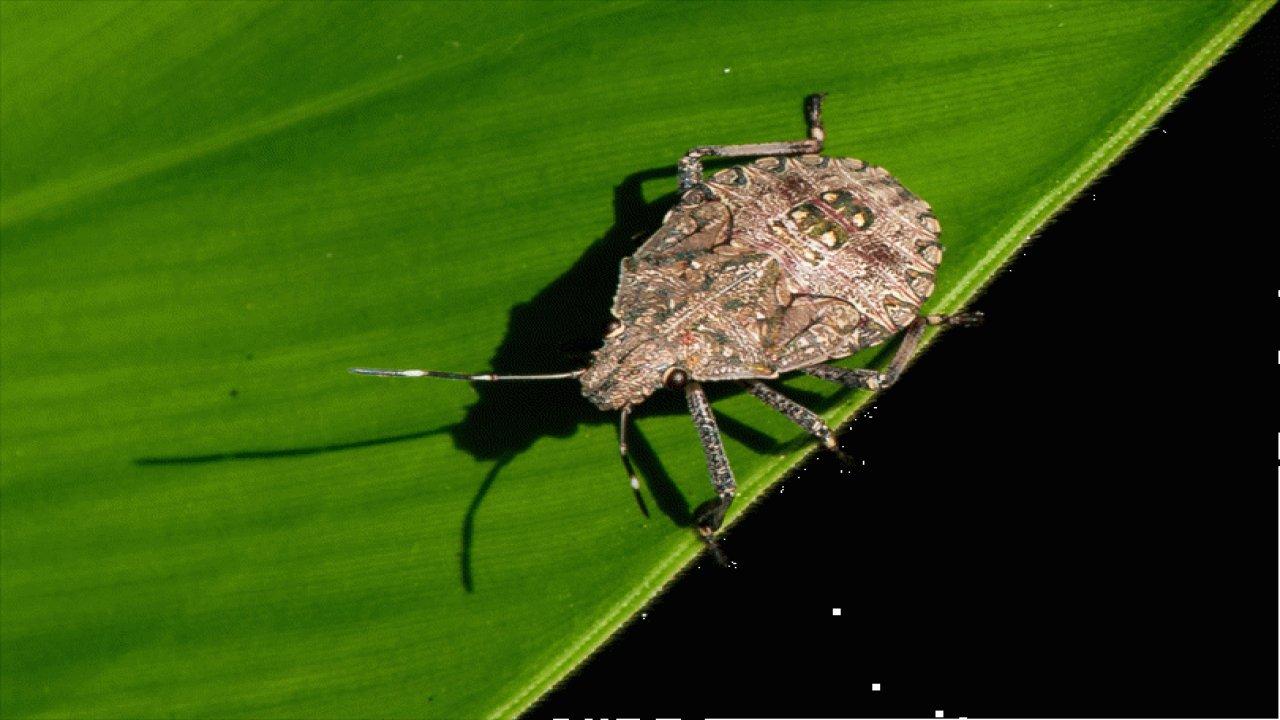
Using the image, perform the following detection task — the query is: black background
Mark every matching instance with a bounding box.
[531,10,1278,720]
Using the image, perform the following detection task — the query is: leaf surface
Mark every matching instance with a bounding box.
[0,1,1267,717]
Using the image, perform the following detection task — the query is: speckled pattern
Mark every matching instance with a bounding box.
[581,154,942,410]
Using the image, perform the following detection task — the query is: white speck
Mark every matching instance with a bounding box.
[629,476,639,490]
[641,612,648,619]
[723,67,731,74]
[832,607,841,616]
[872,683,881,691]
[935,711,944,718]
[404,370,426,377]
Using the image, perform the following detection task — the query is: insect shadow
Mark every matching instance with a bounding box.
[451,164,839,591]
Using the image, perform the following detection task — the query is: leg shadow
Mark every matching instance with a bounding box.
[460,455,511,593]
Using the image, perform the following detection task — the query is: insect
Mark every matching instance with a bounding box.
[352,94,980,558]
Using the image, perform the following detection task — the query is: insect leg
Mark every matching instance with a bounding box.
[802,364,886,391]
[741,380,854,466]
[880,311,985,386]
[878,316,929,389]
[685,381,736,556]
[677,93,827,189]
[802,325,923,393]
[349,367,584,381]
[803,311,984,390]
[619,405,649,517]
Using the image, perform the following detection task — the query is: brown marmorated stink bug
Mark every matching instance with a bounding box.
[352,94,981,559]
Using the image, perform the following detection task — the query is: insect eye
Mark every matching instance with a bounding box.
[604,319,624,337]
[663,367,689,390]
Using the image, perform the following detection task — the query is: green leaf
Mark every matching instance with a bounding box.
[1,1,1267,717]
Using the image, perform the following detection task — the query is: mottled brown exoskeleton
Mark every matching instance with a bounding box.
[353,95,980,558]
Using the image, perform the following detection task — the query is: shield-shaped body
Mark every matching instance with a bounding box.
[581,154,942,410]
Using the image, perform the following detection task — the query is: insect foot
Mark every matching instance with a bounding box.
[823,435,857,469]
[695,493,733,536]
[695,493,736,567]
[926,310,985,327]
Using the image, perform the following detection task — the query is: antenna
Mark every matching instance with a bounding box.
[349,367,584,381]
